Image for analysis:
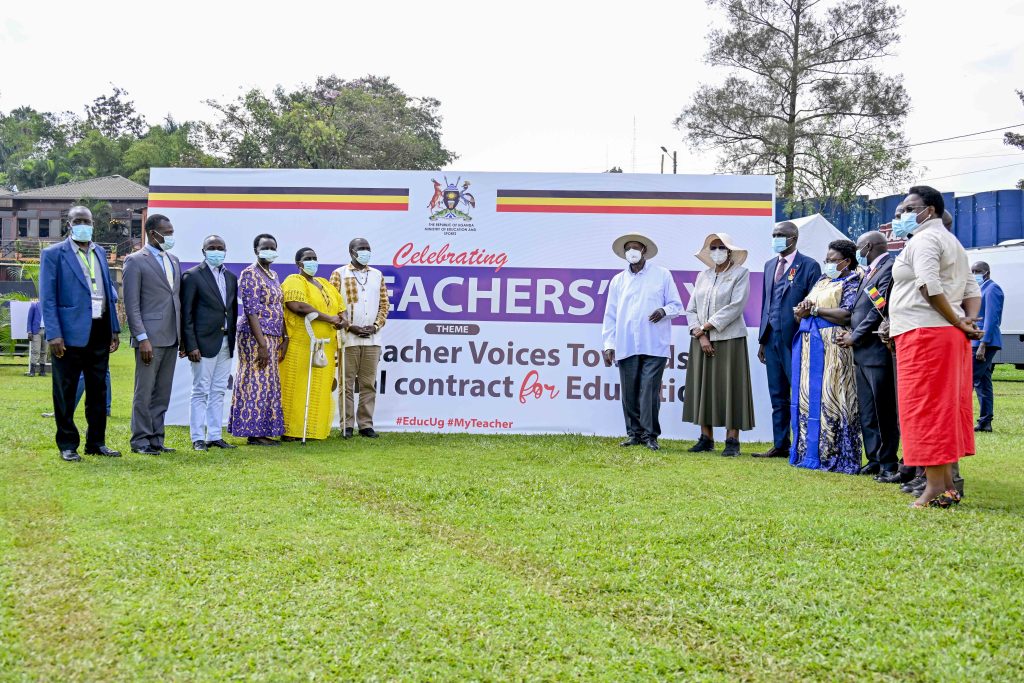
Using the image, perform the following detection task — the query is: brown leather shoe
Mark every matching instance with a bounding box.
[752,446,789,458]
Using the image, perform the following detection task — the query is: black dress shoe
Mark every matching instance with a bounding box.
[974,423,992,432]
[205,439,237,449]
[721,438,741,457]
[159,446,176,453]
[359,428,379,438]
[343,428,354,439]
[874,470,902,484]
[85,445,121,457]
[901,475,926,494]
[193,440,208,451]
[60,449,81,462]
[687,435,715,453]
[131,446,162,455]
[643,438,660,451]
[858,463,881,476]
[752,446,789,458]
[619,436,643,447]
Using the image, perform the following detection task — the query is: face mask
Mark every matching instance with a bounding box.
[205,250,226,267]
[974,274,985,286]
[355,250,372,266]
[70,223,93,242]
[856,251,869,268]
[154,234,175,251]
[302,260,319,276]
[772,236,790,254]
[258,249,279,262]
[624,248,643,264]
[824,263,841,279]
[709,249,729,265]
[891,209,921,239]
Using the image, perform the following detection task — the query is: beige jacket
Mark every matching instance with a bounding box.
[685,265,750,341]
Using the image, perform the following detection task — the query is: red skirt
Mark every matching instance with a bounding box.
[895,326,975,466]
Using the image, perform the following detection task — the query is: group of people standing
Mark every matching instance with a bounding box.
[38,206,389,462]
[602,184,1003,509]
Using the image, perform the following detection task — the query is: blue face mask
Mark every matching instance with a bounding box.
[856,251,869,268]
[302,260,319,276]
[70,223,93,242]
[258,249,278,262]
[824,263,841,279]
[891,209,920,239]
[772,236,790,254]
[974,274,985,286]
[205,250,226,267]
[355,249,372,266]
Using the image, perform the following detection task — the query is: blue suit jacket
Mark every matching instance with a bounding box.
[757,251,822,345]
[27,300,42,336]
[40,238,120,347]
[974,278,1004,349]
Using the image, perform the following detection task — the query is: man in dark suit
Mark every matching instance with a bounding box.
[123,214,181,455]
[180,234,238,451]
[838,231,899,479]
[39,205,121,461]
[971,260,1004,432]
[753,220,822,458]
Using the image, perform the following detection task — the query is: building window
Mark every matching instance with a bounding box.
[39,219,51,238]
[131,218,142,239]
[17,218,27,237]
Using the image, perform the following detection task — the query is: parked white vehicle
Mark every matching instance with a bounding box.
[966,240,1023,367]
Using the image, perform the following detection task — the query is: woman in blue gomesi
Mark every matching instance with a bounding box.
[789,239,862,474]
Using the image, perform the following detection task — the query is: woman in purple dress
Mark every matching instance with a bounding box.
[229,234,287,446]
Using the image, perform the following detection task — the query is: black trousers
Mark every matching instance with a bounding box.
[764,329,793,449]
[618,354,667,439]
[51,316,111,452]
[855,361,900,471]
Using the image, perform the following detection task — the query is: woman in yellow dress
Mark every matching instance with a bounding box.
[280,247,348,440]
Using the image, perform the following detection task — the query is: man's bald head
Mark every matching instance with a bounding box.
[774,221,798,238]
[856,231,888,263]
[67,205,93,226]
[971,261,990,277]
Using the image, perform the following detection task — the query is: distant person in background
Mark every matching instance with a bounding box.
[838,231,900,481]
[889,185,981,509]
[753,221,821,458]
[123,214,181,455]
[971,261,1003,432]
[229,234,286,446]
[789,240,862,474]
[682,232,754,456]
[602,233,683,452]
[26,298,47,376]
[39,205,121,462]
[280,247,347,441]
[329,238,390,439]
[180,234,239,452]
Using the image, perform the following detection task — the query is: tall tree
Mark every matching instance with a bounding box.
[122,118,221,185]
[1006,89,1024,190]
[676,0,912,205]
[84,86,146,139]
[202,75,456,170]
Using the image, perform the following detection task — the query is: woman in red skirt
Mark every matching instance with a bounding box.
[889,185,983,508]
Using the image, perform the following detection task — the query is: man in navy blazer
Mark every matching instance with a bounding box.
[39,206,121,462]
[971,261,1004,432]
[753,221,821,458]
[839,231,899,479]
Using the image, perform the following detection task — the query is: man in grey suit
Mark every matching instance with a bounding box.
[123,213,181,454]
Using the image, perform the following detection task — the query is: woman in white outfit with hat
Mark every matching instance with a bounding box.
[683,233,755,456]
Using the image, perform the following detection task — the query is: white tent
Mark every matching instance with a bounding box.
[786,213,850,262]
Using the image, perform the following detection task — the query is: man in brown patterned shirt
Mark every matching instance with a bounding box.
[329,238,390,438]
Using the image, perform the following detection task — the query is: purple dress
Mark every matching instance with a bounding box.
[229,263,285,438]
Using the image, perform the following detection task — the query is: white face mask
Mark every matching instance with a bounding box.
[709,249,729,265]
[625,248,643,264]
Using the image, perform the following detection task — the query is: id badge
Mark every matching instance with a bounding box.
[91,298,103,319]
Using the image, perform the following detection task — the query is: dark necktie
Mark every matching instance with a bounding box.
[774,257,786,282]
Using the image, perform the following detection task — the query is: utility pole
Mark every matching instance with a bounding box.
[660,146,677,174]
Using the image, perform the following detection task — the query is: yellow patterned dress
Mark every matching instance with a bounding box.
[789,273,862,473]
[280,273,345,439]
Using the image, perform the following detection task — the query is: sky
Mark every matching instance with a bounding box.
[2,0,1023,197]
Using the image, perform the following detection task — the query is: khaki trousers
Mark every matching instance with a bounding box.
[30,331,50,367]
[340,345,381,430]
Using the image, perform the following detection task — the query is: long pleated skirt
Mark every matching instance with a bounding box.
[682,336,755,430]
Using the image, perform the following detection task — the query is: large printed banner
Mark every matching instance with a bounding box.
[153,168,779,440]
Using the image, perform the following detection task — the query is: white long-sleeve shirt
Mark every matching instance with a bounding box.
[602,262,684,360]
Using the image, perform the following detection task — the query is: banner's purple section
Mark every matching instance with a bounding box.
[204,262,765,326]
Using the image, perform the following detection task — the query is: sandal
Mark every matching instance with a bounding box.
[909,491,956,509]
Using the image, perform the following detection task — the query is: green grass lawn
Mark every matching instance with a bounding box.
[1,350,1023,681]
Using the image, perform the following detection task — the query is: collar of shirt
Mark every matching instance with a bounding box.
[908,217,942,238]
[778,251,797,271]
[67,236,95,253]
[624,261,649,276]
[867,252,888,272]
[145,243,164,259]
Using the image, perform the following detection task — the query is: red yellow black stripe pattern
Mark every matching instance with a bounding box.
[495,189,772,216]
[148,186,409,211]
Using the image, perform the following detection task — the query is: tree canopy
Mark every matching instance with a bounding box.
[676,0,913,206]
[1006,90,1024,190]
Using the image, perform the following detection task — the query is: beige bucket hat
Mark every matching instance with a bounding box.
[694,232,748,268]
[612,233,658,260]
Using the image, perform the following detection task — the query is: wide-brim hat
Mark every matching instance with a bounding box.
[612,233,658,260]
[695,232,748,268]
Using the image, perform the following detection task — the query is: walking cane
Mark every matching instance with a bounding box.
[301,312,332,446]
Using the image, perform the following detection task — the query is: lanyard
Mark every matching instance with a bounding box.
[77,249,97,286]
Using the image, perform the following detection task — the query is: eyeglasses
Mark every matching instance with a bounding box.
[709,246,728,251]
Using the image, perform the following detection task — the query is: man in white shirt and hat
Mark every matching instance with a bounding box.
[602,232,683,451]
